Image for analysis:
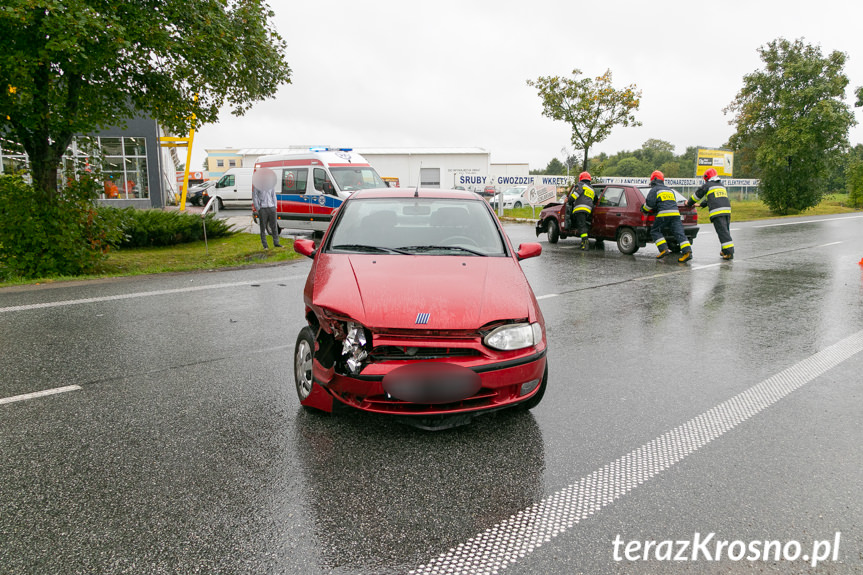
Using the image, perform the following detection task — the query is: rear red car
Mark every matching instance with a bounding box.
[535,184,699,254]
[292,188,547,429]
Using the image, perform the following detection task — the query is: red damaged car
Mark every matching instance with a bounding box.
[292,188,547,428]
[535,183,699,254]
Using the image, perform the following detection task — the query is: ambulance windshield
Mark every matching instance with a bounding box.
[331,167,387,192]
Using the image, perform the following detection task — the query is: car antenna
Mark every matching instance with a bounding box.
[414,161,422,197]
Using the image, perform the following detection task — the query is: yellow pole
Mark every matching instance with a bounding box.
[159,95,198,211]
[178,122,195,211]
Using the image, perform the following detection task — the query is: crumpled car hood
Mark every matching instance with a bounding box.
[310,254,536,330]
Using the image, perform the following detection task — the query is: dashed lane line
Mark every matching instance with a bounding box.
[0,385,82,406]
[0,274,307,314]
[752,214,863,228]
[409,329,863,575]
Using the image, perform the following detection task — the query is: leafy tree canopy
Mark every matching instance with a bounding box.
[527,69,641,172]
[0,0,291,197]
[724,38,856,214]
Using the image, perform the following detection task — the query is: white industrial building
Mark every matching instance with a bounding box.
[207,146,529,190]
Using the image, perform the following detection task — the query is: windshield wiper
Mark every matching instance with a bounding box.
[331,244,410,254]
[397,245,487,256]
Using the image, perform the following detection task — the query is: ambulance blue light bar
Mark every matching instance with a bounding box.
[310,147,353,152]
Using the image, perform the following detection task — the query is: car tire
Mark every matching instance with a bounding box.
[546,219,560,244]
[514,201,522,209]
[216,197,224,211]
[520,364,548,410]
[294,326,316,403]
[617,227,639,255]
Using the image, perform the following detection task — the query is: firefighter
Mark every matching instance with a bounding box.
[687,168,734,260]
[642,170,693,263]
[567,171,596,250]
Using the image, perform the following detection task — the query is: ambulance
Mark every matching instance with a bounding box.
[253,148,386,234]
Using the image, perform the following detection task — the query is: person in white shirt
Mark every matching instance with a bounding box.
[252,167,282,249]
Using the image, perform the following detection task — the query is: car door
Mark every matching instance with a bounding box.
[277,167,310,222]
[214,173,236,204]
[591,186,626,239]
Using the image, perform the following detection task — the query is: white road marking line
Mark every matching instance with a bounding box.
[535,294,559,300]
[753,215,863,228]
[0,385,82,406]
[410,329,863,575]
[0,274,307,314]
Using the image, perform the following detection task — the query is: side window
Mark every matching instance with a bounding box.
[314,168,336,195]
[282,168,308,194]
[601,187,625,207]
[216,175,234,189]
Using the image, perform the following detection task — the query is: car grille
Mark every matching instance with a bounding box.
[371,346,482,361]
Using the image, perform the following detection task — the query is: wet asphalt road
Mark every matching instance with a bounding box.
[1,213,863,574]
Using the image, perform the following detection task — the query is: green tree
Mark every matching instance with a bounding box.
[610,156,651,177]
[848,160,863,208]
[527,69,641,172]
[724,38,856,214]
[531,157,566,175]
[0,0,290,200]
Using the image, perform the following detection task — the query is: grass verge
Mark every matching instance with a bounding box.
[0,233,302,288]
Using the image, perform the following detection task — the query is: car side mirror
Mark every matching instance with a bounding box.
[294,238,317,258]
[516,242,542,261]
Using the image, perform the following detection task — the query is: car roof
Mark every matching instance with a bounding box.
[348,188,482,201]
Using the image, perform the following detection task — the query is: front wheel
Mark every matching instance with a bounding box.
[616,227,639,255]
[546,219,560,244]
[294,326,316,403]
[514,201,522,209]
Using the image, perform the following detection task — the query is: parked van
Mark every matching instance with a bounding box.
[253,148,386,233]
[209,167,253,208]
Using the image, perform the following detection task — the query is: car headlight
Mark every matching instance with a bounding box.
[341,321,369,375]
[484,322,542,351]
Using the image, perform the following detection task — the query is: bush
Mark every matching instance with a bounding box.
[0,175,124,280]
[103,207,236,248]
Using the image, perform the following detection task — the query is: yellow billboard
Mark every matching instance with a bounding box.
[696,148,734,177]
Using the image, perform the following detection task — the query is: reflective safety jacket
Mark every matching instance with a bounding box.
[688,181,731,220]
[642,183,681,217]
[569,182,596,214]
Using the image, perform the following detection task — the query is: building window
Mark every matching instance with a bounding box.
[228,159,237,167]
[0,138,28,176]
[420,167,441,188]
[96,137,148,200]
[59,136,149,200]
[216,159,224,167]
[3,135,150,200]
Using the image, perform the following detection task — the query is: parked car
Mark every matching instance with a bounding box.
[489,186,528,210]
[481,185,497,198]
[535,184,699,254]
[186,181,214,206]
[292,188,547,429]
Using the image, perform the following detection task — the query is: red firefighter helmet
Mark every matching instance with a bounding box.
[650,170,664,182]
[703,168,718,181]
[578,171,591,182]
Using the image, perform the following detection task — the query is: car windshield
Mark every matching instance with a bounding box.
[330,167,387,192]
[327,197,507,256]
[638,186,687,203]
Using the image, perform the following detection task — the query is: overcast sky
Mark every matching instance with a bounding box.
[190,0,863,172]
